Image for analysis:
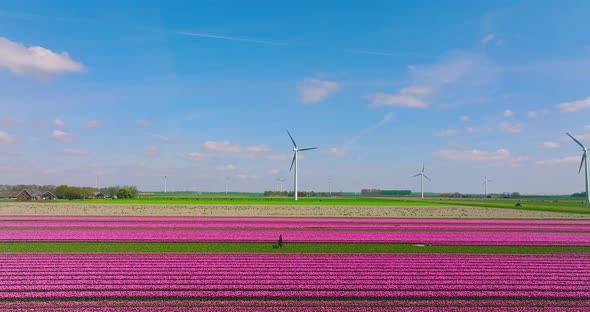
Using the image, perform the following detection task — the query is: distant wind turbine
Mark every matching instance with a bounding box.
[287,130,317,201]
[276,178,286,193]
[483,176,492,197]
[412,164,431,199]
[566,133,590,204]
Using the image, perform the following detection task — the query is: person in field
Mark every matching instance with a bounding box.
[278,234,283,248]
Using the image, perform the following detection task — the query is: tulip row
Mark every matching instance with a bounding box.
[0,253,587,309]
[2,217,589,245]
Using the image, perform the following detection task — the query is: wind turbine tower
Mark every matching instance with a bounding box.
[483,176,492,197]
[412,164,431,199]
[566,133,590,204]
[287,130,317,201]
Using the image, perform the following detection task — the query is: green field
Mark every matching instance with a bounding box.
[1,242,589,254]
[17,193,590,215]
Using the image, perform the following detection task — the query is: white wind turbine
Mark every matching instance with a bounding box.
[412,164,431,199]
[287,130,317,201]
[566,133,590,204]
[483,176,492,197]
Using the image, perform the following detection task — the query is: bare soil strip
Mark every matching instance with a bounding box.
[0,203,588,219]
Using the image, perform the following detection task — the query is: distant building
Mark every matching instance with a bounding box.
[94,192,106,199]
[0,191,18,200]
[16,190,57,200]
[40,191,57,200]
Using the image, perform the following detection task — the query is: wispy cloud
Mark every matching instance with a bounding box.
[144,145,160,157]
[436,129,458,137]
[85,120,104,128]
[536,156,579,166]
[344,113,395,149]
[297,78,340,104]
[246,145,272,153]
[541,141,560,149]
[202,141,241,153]
[49,130,73,142]
[63,148,88,155]
[265,154,304,161]
[503,110,514,117]
[176,31,287,46]
[53,119,65,127]
[0,36,84,77]
[322,147,346,155]
[0,131,17,144]
[556,97,590,113]
[216,164,237,171]
[180,152,207,161]
[149,133,190,144]
[500,122,522,133]
[436,148,528,162]
[459,115,471,122]
[369,86,432,109]
[137,119,153,126]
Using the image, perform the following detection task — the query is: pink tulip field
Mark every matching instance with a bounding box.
[1,215,589,309]
[1,216,589,245]
[0,253,588,310]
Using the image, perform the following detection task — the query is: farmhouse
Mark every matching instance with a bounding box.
[16,190,57,201]
[94,192,106,199]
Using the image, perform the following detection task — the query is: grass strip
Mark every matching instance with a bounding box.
[0,242,589,254]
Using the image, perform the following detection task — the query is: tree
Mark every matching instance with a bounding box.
[116,187,136,199]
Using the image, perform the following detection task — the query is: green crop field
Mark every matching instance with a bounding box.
[1,242,589,254]
[11,192,590,214]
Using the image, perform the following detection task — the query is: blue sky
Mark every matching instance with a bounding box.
[0,1,589,194]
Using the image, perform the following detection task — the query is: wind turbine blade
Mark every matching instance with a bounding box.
[289,153,296,172]
[412,173,421,177]
[422,164,425,173]
[566,132,585,149]
[299,147,318,151]
[579,153,587,174]
[286,130,297,148]
[423,175,431,182]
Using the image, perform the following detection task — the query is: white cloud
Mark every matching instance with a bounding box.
[0,37,84,77]
[323,147,346,155]
[144,145,160,157]
[265,154,304,161]
[246,145,272,153]
[436,129,458,137]
[369,86,432,109]
[500,122,522,133]
[0,117,16,128]
[503,110,514,117]
[63,148,88,155]
[556,97,590,113]
[137,119,153,126]
[297,77,340,104]
[376,112,396,126]
[202,140,241,153]
[481,34,495,45]
[0,131,17,144]
[527,111,537,118]
[459,115,471,122]
[236,173,259,180]
[53,119,65,127]
[436,148,528,162]
[269,169,280,175]
[217,164,237,171]
[180,152,207,161]
[585,125,590,130]
[542,141,560,149]
[85,120,104,128]
[49,130,73,142]
[536,156,579,166]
